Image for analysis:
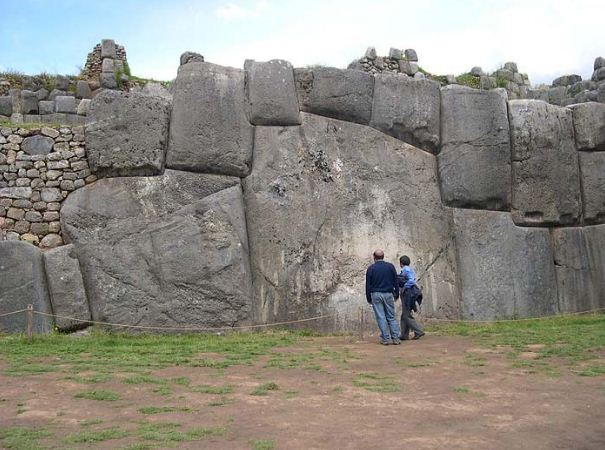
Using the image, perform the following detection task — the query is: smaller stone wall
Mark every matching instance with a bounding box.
[82,39,129,90]
[348,47,425,79]
[0,124,95,247]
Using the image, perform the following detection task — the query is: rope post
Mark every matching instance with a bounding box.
[26,304,33,342]
[358,306,364,341]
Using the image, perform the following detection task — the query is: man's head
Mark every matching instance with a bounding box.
[373,249,385,261]
[400,255,411,267]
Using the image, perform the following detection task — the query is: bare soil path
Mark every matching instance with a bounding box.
[1,333,604,449]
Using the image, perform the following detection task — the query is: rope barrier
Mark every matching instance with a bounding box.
[30,310,338,332]
[0,309,28,319]
[1,306,604,332]
[423,306,605,324]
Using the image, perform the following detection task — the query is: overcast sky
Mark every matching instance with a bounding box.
[0,0,603,85]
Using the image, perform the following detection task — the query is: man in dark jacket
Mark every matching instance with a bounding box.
[365,249,401,345]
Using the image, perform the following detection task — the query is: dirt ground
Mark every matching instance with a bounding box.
[1,333,604,450]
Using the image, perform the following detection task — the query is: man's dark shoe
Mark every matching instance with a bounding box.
[380,339,392,345]
[391,339,402,345]
[399,336,410,341]
[412,332,425,340]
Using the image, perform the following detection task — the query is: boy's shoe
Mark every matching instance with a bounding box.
[399,335,410,341]
[391,339,402,345]
[412,332,425,340]
[380,339,392,345]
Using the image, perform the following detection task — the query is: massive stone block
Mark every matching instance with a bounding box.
[167,62,254,177]
[86,90,171,177]
[0,241,53,333]
[42,244,91,332]
[242,113,460,329]
[370,74,440,153]
[60,170,252,328]
[509,100,582,226]
[438,86,511,210]
[453,209,558,320]
[579,151,605,224]
[245,59,300,125]
[570,102,605,151]
[551,226,605,313]
[294,67,374,125]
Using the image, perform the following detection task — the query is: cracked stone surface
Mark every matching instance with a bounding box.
[0,241,53,333]
[551,225,605,313]
[453,208,558,320]
[509,100,582,226]
[60,170,252,328]
[167,62,254,177]
[243,113,460,329]
[294,67,374,125]
[438,86,511,210]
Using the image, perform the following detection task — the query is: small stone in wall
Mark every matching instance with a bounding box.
[21,233,39,245]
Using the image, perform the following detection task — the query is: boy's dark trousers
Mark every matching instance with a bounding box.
[400,288,424,339]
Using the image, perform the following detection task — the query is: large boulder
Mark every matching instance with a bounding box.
[551,225,605,313]
[570,102,605,151]
[0,241,53,333]
[167,62,253,177]
[242,113,460,329]
[86,90,171,177]
[42,244,91,331]
[579,151,605,224]
[21,135,54,155]
[452,209,558,320]
[294,66,374,125]
[370,74,440,153]
[245,59,300,125]
[438,86,511,210]
[60,170,252,328]
[508,100,581,226]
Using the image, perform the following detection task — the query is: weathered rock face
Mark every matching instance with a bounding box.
[243,113,460,329]
[0,241,53,333]
[370,74,440,153]
[42,244,91,331]
[508,100,582,226]
[60,170,252,328]
[86,90,171,177]
[167,62,254,177]
[579,151,605,224]
[294,67,374,125]
[551,226,605,313]
[571,102,605,151]
[438,86,511,210]
[452,209,558,320]
[245,59,300,125]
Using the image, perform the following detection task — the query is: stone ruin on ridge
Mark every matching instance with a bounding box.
[1,41,605,334]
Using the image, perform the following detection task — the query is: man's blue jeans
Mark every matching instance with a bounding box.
[370,292,400,342]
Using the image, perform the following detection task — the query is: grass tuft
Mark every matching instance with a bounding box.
[74,389,120,401]
[251,382,279,396]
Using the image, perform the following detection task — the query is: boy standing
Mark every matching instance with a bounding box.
[398,255,425,340]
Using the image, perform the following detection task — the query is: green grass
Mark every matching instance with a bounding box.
[138,406,190,415]
[431,314,605,375]
[464,354,487,367]
[455,73,481,89]
[123,374,166,385]
[253,439,276,450]
[191,384,235,395]
[64,427,129,444]
[171,376,190,386]
[0,426,50,450]
[137,422,225,443]
[152,385,172,396]
[251,382,279,396]
[0,121,62,130]
[454,386,470,393]
[74,389,120,401]
[80,418,104,427]
[353,372,400,393]
[0,330,302,377]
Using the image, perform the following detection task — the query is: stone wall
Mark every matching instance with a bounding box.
[349,47,605,106]
[0,124,95,247]
[0,39,130,126]
[1,44,605,334]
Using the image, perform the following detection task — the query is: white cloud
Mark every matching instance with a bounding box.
[216,1,270,21]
